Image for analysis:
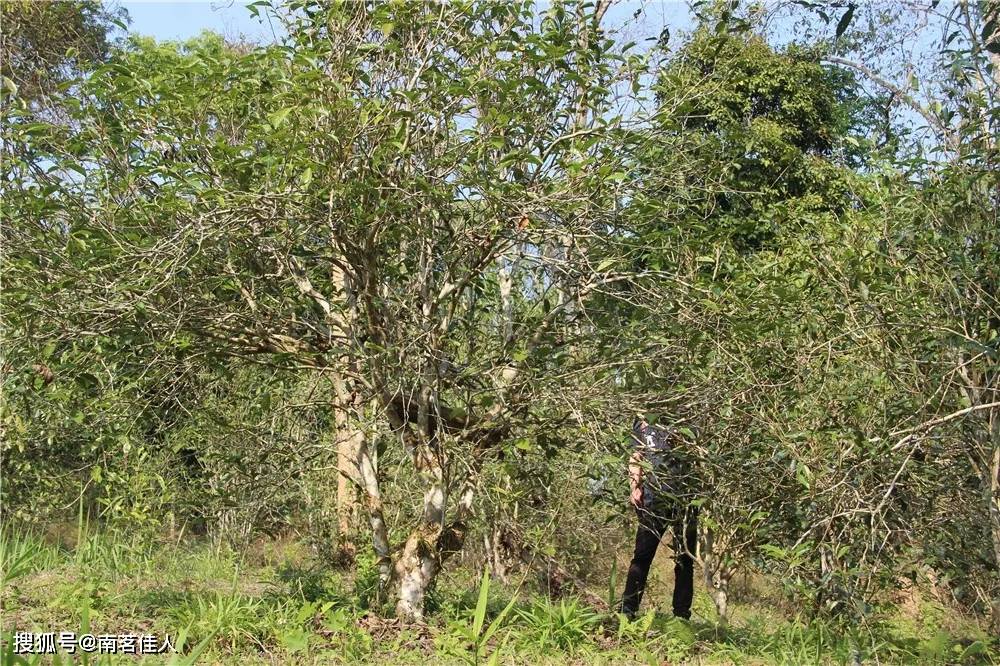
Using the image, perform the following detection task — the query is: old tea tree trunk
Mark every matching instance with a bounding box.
[392,436,475,621]
[700,525,733,626]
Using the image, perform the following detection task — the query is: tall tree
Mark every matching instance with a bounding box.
[1,0,125,106]
[3,0,654,620]
[819,0,1000,628]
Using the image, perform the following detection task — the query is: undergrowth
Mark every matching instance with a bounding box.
[0,529,996,665]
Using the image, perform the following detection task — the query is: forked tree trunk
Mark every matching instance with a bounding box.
[395,527,443,621]
[701,528,732,626]
[395,472,447,621]
[395,471,475,621]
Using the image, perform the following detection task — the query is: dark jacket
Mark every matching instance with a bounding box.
[631,421,695,507]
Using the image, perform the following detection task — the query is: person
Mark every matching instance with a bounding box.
[621,416,698,620]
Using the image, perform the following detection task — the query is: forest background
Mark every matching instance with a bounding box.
[1,0,999,663]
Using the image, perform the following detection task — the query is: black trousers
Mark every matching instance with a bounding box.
[621,501,697,619]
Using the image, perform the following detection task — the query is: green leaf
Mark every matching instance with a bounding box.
[486,637,508,666]
[472,568,490,638]
[268,107,292,129]
[481,592,518,649]
[246,0,270,18]
[836,5,855,39]
[795,461,812,489]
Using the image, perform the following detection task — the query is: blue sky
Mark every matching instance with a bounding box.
[121,1,281,42]
[120,1,693,46]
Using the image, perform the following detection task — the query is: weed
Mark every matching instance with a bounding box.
[439,569,519,665]
[165,589,265,648]
[319,606,373,660]
[5,530,998,665]
[274,562,344,604]
[0,529,62,588]
[266,599,334,655]
[49,580,110,615]
[351,549,383,610]
[513,597,602,653]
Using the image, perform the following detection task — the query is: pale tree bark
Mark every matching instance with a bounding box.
[336,441,358,547]
[701,526,732,626]
[355,433,392,592]
[331,373,361,556]
[327,257,392,590]
[329,379,392,592]
[323,247,365,557]
[394,445,476,621]
[395,458,447,621]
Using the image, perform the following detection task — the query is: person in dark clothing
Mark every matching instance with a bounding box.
[621,417,698,620]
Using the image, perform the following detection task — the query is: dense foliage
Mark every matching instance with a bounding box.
[2,0,998,646]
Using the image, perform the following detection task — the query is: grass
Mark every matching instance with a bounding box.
[0,528,997,665]
[0,529,62,588]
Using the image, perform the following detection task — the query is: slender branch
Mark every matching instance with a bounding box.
[890,400,1000,451]
[823,55,960,151]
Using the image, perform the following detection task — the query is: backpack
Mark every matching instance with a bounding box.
[632,421,693,503]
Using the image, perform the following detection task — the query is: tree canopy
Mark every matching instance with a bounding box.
[2,0,998,635]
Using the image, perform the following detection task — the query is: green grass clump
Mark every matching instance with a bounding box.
[1,528,63,587]
[513,597,602,653]
[1,530,997,665]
